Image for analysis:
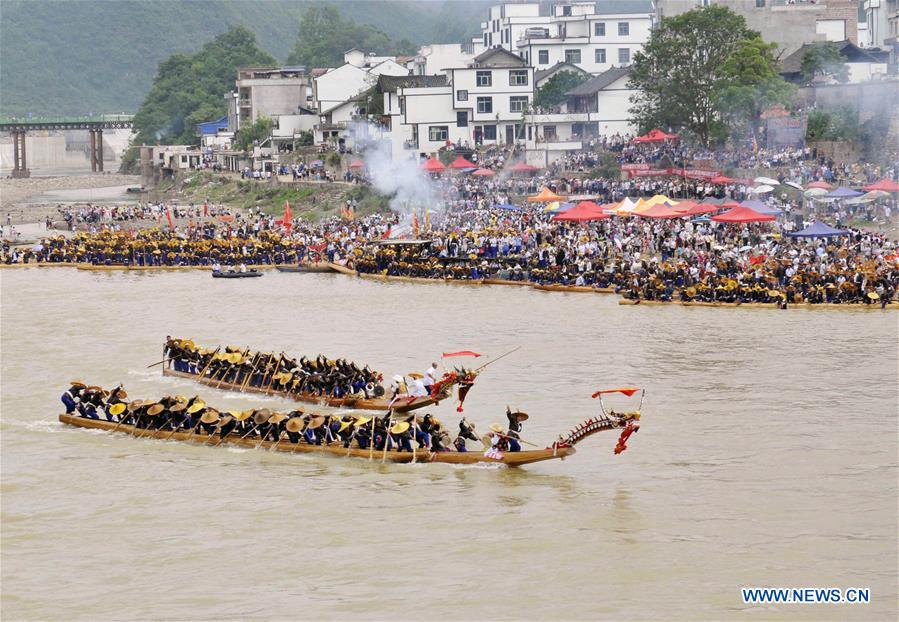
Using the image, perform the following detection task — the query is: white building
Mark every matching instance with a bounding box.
[481,3,546,50]
[408,42,486,76]
[516,0,654,74]
[228,67,311,132]
[382,75,455,159]
[524,66,636,166]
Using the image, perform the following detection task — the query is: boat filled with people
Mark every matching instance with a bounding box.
[57,383,643,467]
[160,338,481,412]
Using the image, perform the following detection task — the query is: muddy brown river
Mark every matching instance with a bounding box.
[1,268,896,620]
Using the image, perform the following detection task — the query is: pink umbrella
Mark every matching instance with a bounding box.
[806,180,833,190]
[349,159,365,169]
[510,161,539,173]
[863,178,899,192]
[472,168,495,177]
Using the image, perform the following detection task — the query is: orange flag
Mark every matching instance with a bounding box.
[282,200,293,231]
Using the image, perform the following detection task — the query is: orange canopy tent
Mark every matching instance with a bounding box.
[634,203,686,219]
[527,187,565,202]
[421,157,445,172]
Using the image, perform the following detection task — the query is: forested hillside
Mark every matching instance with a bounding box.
[0,0,489,116]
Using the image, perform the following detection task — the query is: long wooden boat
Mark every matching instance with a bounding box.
[0,262,80,269]
[74,264,287,272]
[483,278,533,287]
[276,263,333,273]
[325,262,358,276]
[618,299,897,310]
[533,283,615,294]
[58,409,639,467]
[162,367,454,412]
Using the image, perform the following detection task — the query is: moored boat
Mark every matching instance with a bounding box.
[212,270,263,279]
[276,263,333,273]
[618,299,896,310]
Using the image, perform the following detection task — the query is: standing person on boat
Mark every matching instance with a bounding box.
[506,408,527,452]
[485,423,509,458]
[423,362,439,394]
[454,418,479,452]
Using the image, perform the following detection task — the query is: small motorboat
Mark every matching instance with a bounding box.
[212,269,263,279]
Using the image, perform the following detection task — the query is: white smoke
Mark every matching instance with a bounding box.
[351,121,438,214]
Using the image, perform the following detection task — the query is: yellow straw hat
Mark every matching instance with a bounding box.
[146,404,164,416]
[489,423,504,433]
[285,417,305,433]
[355,416,372,426]
[390,421,410,434]
[200,411,221,424]
[187,402,206,414]
[109,403,126,416]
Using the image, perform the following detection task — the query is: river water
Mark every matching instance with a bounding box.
[1,269,896,621]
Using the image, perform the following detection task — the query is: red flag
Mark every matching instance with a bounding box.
[281,200,293,231]
[442,351,482,358]
[166,207,174,230]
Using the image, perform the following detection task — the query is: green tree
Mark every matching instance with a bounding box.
[800,42,849,84]
[234,116,273,152]
[628,6,759,146]
[132,26,275,145]
[533,71,590,109]
[286,5,416,69]
[714,37,795,141]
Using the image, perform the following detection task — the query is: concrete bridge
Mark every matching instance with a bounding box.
[0,115,133,177]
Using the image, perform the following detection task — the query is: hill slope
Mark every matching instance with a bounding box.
[0,0,489,116]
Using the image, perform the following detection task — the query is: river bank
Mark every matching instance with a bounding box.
[0,173,141,221]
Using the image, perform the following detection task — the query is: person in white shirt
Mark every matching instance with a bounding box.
[409,378,428,398]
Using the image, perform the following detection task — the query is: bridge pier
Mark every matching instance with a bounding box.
[11,130,30,178]
[89,128,104,172]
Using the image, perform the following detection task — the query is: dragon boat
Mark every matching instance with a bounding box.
[57,389,643,467]
[618,299,896,310]
[161,339,485,413]
[212,270,263,279]
[276,263,333,273]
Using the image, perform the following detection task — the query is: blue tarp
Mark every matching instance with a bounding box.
[548,202,576,214]
[824,186,862,198]
[786,221,850,237]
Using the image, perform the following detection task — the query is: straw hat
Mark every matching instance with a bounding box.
[218,414,235,427]
[187,402,206,414]
[112,389,128,398]
[392,375,404,383]
[146,404,164,417]
[338,420,353,433]
[489,423,504,433]
[253,409,272,425]
[69,381,86,388]
[307,415,326,430]
[407,372,424,379]
[510,411,529,422]
[169,402,187,413]
[200,411,221,424]
[355,416,372,427]
[268,413,289,424]
[127,400,144,412]
[234,410,254,422]
[867,291,880,300]
[285,417,305,433]
[109,403,126,416]
[390,421,410,434]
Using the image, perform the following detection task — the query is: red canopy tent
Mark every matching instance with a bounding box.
[806,180,833,190]
[472,168,495,176]
[510,161,539,173]
[449,156,477,170]
[863,178,899,192]
[552,201,611,222]
[421,157,445,172]
[710,206,775,223]
[348,159,365,169]
[633,128,678,143]
[710,175,735,185]
[675,201,724,216]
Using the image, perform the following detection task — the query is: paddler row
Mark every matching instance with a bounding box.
[60,382,524,454]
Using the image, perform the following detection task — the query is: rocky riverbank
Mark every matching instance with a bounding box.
[0,174,141,219]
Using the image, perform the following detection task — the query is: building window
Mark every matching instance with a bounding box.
[181,155,188,163]
[510,96,529,112]
[565,49,582,64]
[619,48,630,64]
[594,22,605,37]
[483,33,488,47]
[509,69,529,86]
[561,5,572,16]
[483,125,497,140]
[429,126,449,142]
[543,125,557,140]
[755,0,765,6]
[538,49,549,64]
[457,111,468,127]
[506,28,511,43]
[595,48,606,63]
[457,89,468,102]
[618,22,629,36]
[477,96,493,113]
[399,96,405,114]
[476,71,492,87]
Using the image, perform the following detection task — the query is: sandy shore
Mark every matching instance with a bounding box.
[0,174,141,217]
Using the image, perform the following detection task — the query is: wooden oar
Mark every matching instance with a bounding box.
[368,416,376,461]
[196,347,221,379]
[262,353,284,394]
[146,358,173,369]
[245,352,273,391]
[474,345,521,373]
[494,430,540,448]
[381,412,393,463]
[239,352,265,391]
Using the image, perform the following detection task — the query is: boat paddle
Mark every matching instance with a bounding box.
[196,347,221,379]
[473,346,521,373]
